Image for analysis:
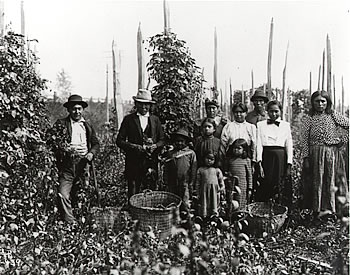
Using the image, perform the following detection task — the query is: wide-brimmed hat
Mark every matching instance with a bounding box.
[251,89,269,103]
[205,98,219,108]
[132,89,155,104]
[170,128,191,141]
[63,94,88,108]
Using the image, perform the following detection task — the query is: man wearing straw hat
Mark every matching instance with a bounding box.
[117,89,164,203]
[246,88,269,126]
[49,94,100,223]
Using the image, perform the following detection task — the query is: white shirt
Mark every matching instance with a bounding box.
[137,112,150,132]
[221,121,257,161]
[256,119,293,164]
[70,117,88,156]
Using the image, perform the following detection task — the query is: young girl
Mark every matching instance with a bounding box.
[163,128,197,209]
[195,117,222,169]
[256,100,293,204]
[195,150,224,217]
[226,138,253,209]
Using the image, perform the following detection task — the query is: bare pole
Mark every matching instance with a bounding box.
[317,65,321,91]
[137,22,145,90]
[21,0,25,36]
[241,84,244,104]
[267,17,274,98]
[322,49,325,91]
[106,65,109,123]
[112,40,117,111]
[0,0,4,37]
[333,74,336,111]
[309,72,312,96]
[199,67,204,118]
[213,27,218,98]
[163,0,170,35]
[326,35,332,94]
[342,76,345,115]
[282,41,289,120]
[229,78,233,121]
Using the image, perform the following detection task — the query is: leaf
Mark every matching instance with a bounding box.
[178,244,190,257]
[316,232,331,239]
[9,223,18,231]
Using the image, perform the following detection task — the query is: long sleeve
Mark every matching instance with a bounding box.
[285,122,293,164]
[249,124,257,162]
[189,152,197,195]
[220,123,230,151]
[300,115,311,159]
[256,122,263,162]
[217,168,224,189]
[332,111,349,144]
[195,169,202,196]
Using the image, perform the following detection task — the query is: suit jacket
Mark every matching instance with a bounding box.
[51,116,100,171]
[116,112,164,179]
[246,109,267,126]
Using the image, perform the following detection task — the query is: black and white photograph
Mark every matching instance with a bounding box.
[0,0,349,274]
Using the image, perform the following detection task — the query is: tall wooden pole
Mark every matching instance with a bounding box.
[317,65,321,91]
[0,0,4,37]
[106,65,109,123]
[341,76,344,115]
[163,0,170,35]
[326,35,332,94]
[137,22,145,90]
[229,78,233,121]
[309,72,312,96]
[116,50,123,129]
[241,85,244,104]
[267,17,273,98]
[333,74,336,110]
[282,42,289,120]
[322,49,325,91]
[213,27,218,98]
[21,0,25,36]
[112,40,117,110]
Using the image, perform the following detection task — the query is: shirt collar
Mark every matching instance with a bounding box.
[70,117,85,124]
[137,112,150,117]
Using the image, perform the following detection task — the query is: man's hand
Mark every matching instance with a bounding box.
[285,164,292,177]
[258,161,264,179]
[85,152,94,162]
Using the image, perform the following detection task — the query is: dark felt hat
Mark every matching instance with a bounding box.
[63,94,88,108]
[251,89,269,103]
[133,89,155,104]
[204,98,219,108]
[171,128,191,140]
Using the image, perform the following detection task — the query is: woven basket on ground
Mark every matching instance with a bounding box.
[129,190,182,237]
[242,202,288,236]
[90,206,122,231]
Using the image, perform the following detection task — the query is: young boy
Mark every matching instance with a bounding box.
[163,129,197,208]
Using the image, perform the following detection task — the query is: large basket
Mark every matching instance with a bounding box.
[129,190,182,237]
[242,202,288,236]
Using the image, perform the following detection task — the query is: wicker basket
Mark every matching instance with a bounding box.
[242,202,288,236]
[129,190,182,237]
[90,206,122,231]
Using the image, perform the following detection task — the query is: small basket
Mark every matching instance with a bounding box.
[129,190,182,237]
[90,206,122,231]
[242,202,288,236]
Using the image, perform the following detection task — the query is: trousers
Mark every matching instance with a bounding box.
[58,157,88,222]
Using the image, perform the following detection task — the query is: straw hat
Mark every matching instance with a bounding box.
[63,94,88,108]
[132,89,155,104]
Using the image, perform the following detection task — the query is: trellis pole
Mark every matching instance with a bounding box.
[267,18,273,98]
[282,42,289,120]
[322,49,325,91]
[163,0,170,35]
[213,27,218,98]
[0,0,4,37]
[326,35,332,95]
[137,22,145,90]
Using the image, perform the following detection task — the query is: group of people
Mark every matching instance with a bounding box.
[52,88,348,224]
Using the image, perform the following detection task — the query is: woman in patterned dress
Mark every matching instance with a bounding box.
[301,90,349,214]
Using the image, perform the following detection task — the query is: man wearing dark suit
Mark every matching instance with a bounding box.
[117,89,164,201]
[49,95,100,222]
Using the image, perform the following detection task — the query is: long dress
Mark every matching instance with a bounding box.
[196,166,224,217]
[301,111,349,212]
[227,157,252,209]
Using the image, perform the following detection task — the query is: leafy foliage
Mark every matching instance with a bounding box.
[147,32,204,137]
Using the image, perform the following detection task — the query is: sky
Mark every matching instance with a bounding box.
[3,0,350,104]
